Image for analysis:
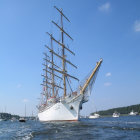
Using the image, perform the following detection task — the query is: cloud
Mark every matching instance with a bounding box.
[17,84,22,88]
[98,2,110,12]
[134,20,140,32]
[104,82,112,86]
[105,72,111,77]
[22,99,29,103]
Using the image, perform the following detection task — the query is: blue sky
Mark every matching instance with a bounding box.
[0,0,140,116]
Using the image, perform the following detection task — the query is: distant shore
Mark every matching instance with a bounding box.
[0,113,35,120]
[91,104,140,116]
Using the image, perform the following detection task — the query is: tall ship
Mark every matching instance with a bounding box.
[37,6,103,121]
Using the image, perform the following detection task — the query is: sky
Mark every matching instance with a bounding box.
[0,0,140,116]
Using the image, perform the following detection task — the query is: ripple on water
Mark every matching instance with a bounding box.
[0,117,140,139]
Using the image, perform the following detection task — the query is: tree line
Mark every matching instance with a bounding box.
[0,113,19,119]
[91,104,140,116]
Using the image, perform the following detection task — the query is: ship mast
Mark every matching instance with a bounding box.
[44,6,78,98]
[60,8,66,97]
[41,53,50,100]
[52,6,78,97]
[45,54,48,99]
[40,6,79,101]
[50,34,55,97]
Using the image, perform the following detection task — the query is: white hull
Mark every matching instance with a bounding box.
[38,94,83,121]
[129,113,137,116]
[89,113,100,119]
[112,112,120,118]
[112,115,119,118]
[129,110,138,116]
[19,117,26,122]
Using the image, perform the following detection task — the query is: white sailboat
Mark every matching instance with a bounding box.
[129,110,138,116]
[89,102,100,119]
[89,113,100,119]
[37,6,103,122]
[19,117,26,122]
[19,104,26,122]
[112,112,120,117]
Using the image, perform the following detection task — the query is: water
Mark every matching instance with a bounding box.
[0,116,140,140]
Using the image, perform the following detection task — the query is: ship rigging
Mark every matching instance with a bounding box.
[38,6,103,121]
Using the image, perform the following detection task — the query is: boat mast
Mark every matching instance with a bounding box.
[25,104,26,117]
[41,53,50,100]
[50,34,55,97]
[45,6,79,98]
[53,6,77,97]
[45,56,48,99]
[60,8,66,97]
[42,35,56,98]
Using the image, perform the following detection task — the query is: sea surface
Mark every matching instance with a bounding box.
[0,116,140,140]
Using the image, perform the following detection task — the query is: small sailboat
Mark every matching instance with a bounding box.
[19,117,26,122]
[19,104,26,122]
[89,113,100,119]
[112,111,120,117]
[129,110,138,116]
[89,102,100,119]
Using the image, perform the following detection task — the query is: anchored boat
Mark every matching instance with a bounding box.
[89,113,100,119]
[19,117,26,122]
[37,6,103,121]
[129,110,138,116]
[112,111,120,118]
